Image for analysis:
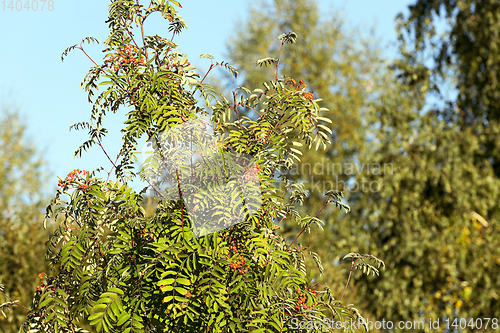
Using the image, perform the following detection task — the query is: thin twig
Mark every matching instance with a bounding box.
[0,289,30,311]
[77,45,98,66]
[275,40,285,83]
[341,257,362,300]
[287,199,329,251]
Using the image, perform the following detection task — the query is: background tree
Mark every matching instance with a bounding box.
[332,1,500,331]
[0,108,54,333]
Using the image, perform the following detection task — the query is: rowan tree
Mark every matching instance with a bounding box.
[13,1,383,333]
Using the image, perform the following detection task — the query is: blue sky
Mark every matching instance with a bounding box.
[0,0,414,194]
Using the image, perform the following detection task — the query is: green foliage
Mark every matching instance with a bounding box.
[342,254,385,278]
[395,0,500,177]
[15,1,383,332]
[225,0,381,158]
[331,1,500,331]
[343,78,500,331]
[255,57,279,68]
[223,0,391,316]
[0,108,53,333]
[226,1,500,332]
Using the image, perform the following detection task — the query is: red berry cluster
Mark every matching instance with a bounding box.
[36,272,56,294]
[295,287,318,311]
[140,227,157,241]
[256,134,268,145]
[106,44,145,71]
[36,272,45,292]
[304,91,314,100]
[286,78,306,89]
[78,183,89,191]
[243,163,260,183]
[230,241,243,254]
[286,78,314,100]
[227,241,249,274]
[58,169,88,189]
[230,255,247,274]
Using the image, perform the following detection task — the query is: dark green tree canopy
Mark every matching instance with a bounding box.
[395,0,500,176]
[338,0,500,329]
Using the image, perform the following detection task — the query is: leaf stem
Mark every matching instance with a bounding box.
[0,289,30,311]
[341,257,362,300]
[275,40,285,83]
[287,199,329,251]
[77,45,98,66]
